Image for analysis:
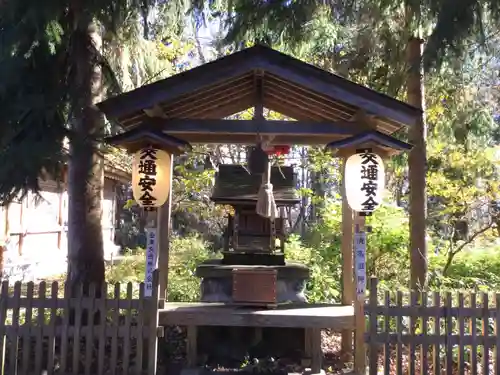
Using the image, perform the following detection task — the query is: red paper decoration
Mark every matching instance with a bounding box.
[265,145,291,156]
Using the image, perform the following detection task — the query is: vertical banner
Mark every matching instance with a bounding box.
[145,228,158,297]
[354,232,367,300]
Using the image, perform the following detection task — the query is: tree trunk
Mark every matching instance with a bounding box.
[407,34,428,290]
[66,20,106,289]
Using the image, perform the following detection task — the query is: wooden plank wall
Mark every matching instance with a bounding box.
[0,272,161,375]
[366,278,500,375]
[3,178,118,257]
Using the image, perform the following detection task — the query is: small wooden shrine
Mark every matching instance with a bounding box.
[98,44,421,374]
[212,163,299,266]
[197,146,309,306]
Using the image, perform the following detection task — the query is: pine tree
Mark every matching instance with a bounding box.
[0,0,183,287]
[213,0,497,289]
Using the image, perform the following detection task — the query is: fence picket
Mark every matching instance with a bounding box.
[34,281,46,374]
[59,282,71,373]
[84,283,96,375]
[110,283,121,375]
[395,291,403,375]
[458,293,465,374]
[445,292,453,375]
[470,293,478,375]
[383,291,390,375]
[408,291,417,375]
[420,291,428,375]
[432,292,440,375]
[482,293,490,375]
[72,283,83,375]
[20,282,34,375]
[8,282,22,375]
[97,282,108,375]
[46,282,58,375]
[0,281,8,375]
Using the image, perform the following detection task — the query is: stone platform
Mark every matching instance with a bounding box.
[159,302,355,373]
[195,259,310,304]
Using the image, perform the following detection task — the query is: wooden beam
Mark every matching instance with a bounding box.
[158,303,354,329]
[153,118,366,136]
[156,134,345,146]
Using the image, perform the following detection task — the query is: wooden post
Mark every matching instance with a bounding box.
[353,213,366,375]
[157,156,173,302]
[147,269,160,375]
[144,211,160,375]
[368,278,378,375]
[341,159,354,357]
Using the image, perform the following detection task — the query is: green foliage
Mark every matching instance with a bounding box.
[167,235,218,301]
[285,202,411,301]
[286,235,342,303]
[429,247,500,291]
[106,235,217,301]
[104,207,500,303]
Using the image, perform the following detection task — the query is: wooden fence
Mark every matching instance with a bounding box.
[4,273,500,375]
[366,278,500,375]
[0,274,161,375]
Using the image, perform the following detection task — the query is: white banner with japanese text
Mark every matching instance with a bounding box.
[354,232,367,300]
[144,228,158,297]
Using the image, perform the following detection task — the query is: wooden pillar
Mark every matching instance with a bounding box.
[353,213,366,375]
[341,159,354,357]
[147,268,160,375]
[157,156,173,302]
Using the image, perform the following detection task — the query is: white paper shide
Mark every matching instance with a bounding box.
[354,232,367,300]
[145,228,158,297]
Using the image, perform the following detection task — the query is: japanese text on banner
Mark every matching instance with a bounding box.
[144,228,157,297]
[354,232,366,300]
[138,148,158,211]
[360,152,380,212]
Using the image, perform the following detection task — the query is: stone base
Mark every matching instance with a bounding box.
[196,259,310,304]
[193,260,311,368]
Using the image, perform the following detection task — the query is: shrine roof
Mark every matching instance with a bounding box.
[211,165,299,205]
[97,45,421,144]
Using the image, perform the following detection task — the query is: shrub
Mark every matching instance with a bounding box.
[286,234,342,303]
[292,202,412,299]
[428,246,500,291]
[106,234,217,301]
